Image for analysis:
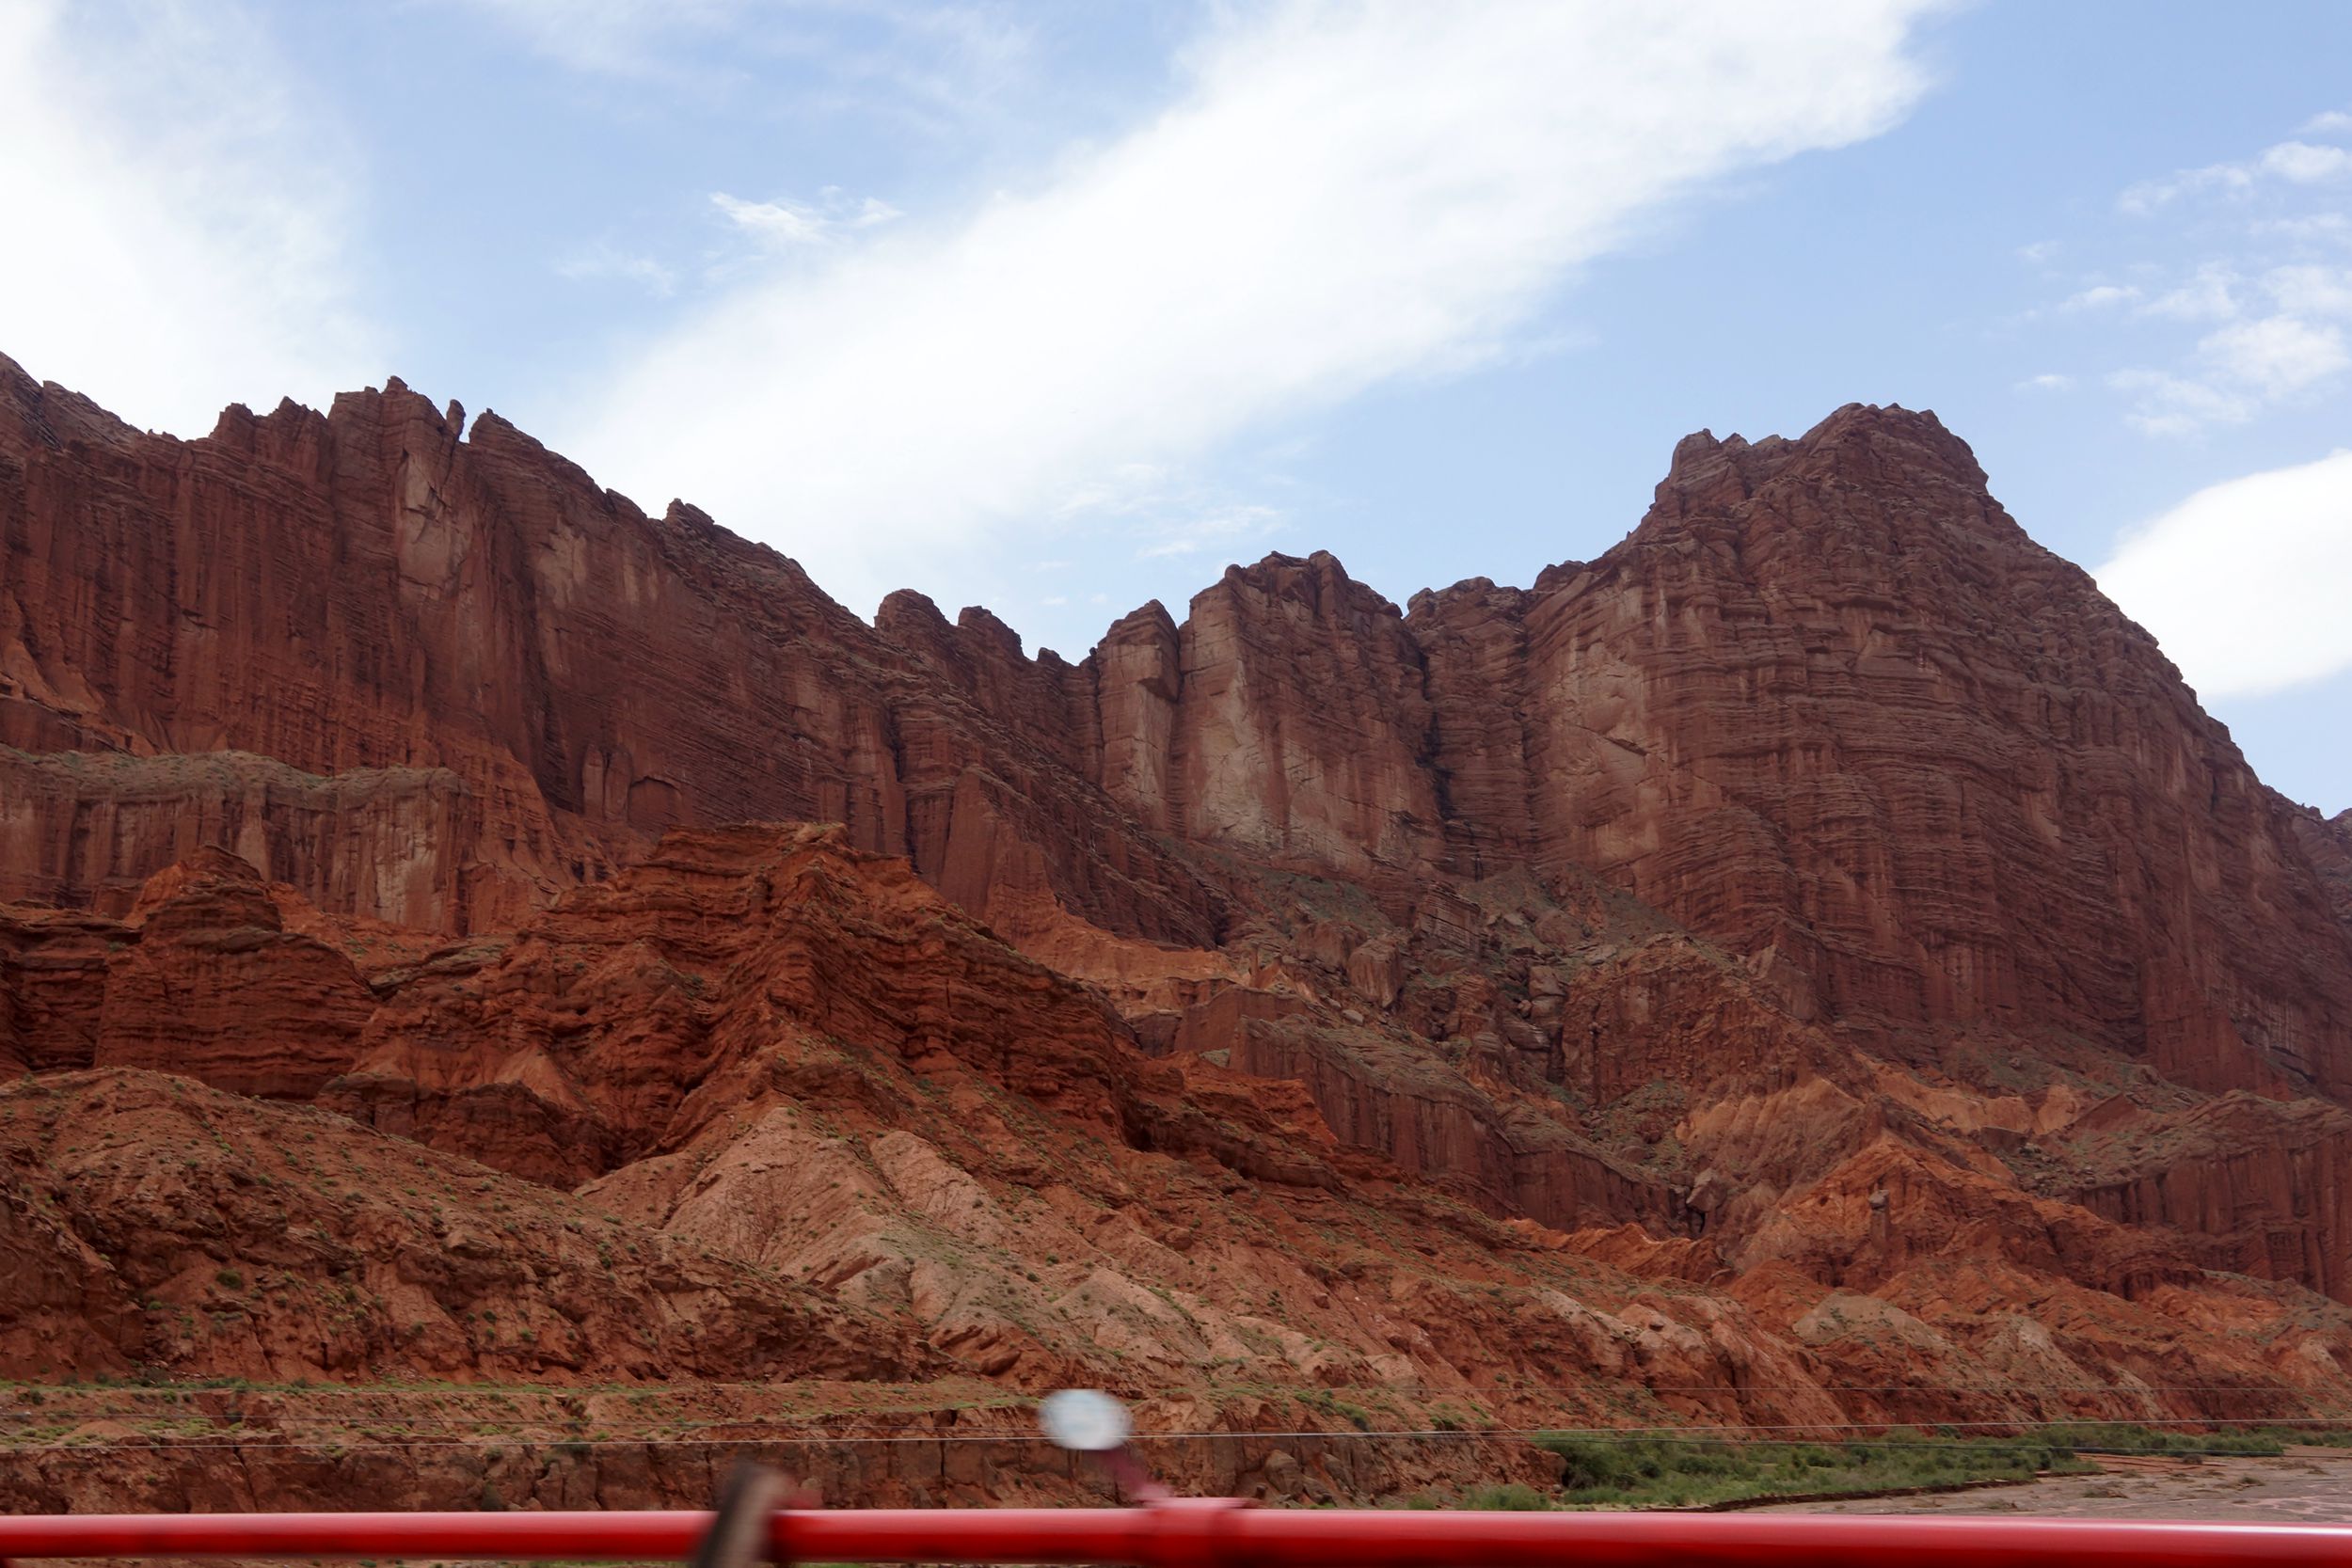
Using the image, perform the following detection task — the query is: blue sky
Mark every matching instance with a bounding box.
[2,1,2347,812]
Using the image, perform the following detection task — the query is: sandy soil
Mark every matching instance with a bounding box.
[1761,1449,2352,1522]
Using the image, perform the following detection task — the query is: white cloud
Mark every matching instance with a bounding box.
[560,0,1941,611]
[2304,109,2352,135]
[2017,372,2073,392]
[2258,212,2352,245]
[441,0,1034,130]
[0,0,382,435]
[2267,264,2352,319]
[1136,503,1285,561]
[2119,136,2352,214]
[2140,263,2239,323]
[2078,117,2352,436]
[452,0,748,76]
[712,190,903,251]
[2261,140,2352,184]
[2108,315,2346,435]
[2097,450,2352,700]
[557,242,679,296]
[2121,162,2254,214]
[2061,283,2140,311]
[2106,369,2255,437]
[2199,315,2348,397]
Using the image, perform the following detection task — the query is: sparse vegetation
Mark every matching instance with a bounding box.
[1526,1430,2099,1510]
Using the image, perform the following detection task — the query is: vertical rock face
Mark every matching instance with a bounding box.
[1088,602,1183,831]
[0,353,1218,947]
[0,748,528,928]
[1405,578,1534,878]
[322,823,1140,1187]
[1503,410,2352,1100]
[2070,1096,2352,1301]
[1159,552,1441,877]
[2296,808,2352,932]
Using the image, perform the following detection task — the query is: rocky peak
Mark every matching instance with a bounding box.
[1651,404,1984,526]
[955,604,1028,662]
[875,587,956,651]
[0,350,135,454]
[1093,599,1180,657]
[1214,548,1401,622]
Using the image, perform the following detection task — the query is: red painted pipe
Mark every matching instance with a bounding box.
[4,1507,2352,1565]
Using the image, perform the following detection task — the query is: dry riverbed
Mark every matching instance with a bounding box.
[1762,1449,2352,1522]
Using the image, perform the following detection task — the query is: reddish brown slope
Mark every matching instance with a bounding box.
[0,1067,923,1385]
[18,831,2352,1426]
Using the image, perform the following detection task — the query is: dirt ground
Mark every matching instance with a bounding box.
[1762,1449,2352,1522]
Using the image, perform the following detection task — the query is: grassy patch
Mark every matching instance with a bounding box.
[1526,1431,2095,1510]
[2038,1422,2295,1456]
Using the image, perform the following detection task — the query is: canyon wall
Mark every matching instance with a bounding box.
[8,348,2352,1432]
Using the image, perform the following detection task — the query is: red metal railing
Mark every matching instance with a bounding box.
[5,1504,2352,1565]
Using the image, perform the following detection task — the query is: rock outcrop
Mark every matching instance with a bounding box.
[1,850,373,1096]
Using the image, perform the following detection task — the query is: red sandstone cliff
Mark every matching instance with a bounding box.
[8,350,2352,1503]
[7,351,2343,1112]
[0,352,1219,949]
[1011,414,2350,1105]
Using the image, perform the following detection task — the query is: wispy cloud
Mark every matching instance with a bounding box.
[557,241,680,296]
[2200,315,2348,397]
[558,0,1942,613]
[2109,318,2347,437]
[0,0,383,434]
[2267,263,2352,319]
[2098,448,2352,700]
[711,189,902,250]
[2122,137,2352,214]
[445,0,749,77]
[437,0,1036,133]
[2140,263,2240,323]
[2060,283,2140,311]
[2106,370,2253,436]
[1136,503,1285,561]
[2062,116,2352,436]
